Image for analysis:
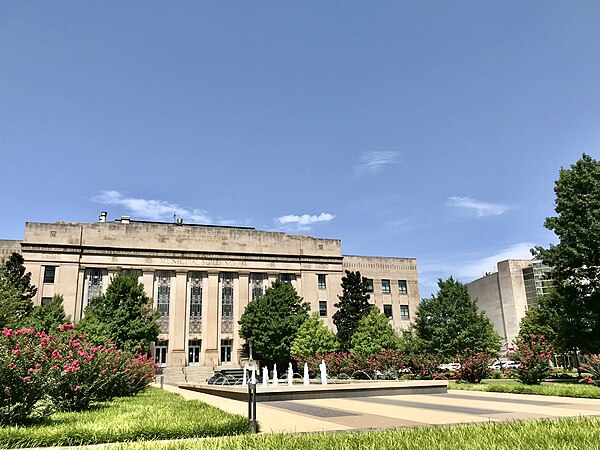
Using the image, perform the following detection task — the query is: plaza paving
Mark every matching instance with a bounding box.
[164,384,600,433]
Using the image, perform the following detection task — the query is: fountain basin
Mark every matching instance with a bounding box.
[180,380,447,402]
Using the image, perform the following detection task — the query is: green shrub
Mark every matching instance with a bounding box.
[456,351,491,383]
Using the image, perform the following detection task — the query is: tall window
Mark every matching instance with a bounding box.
[221,273,234,333]
[400,305,410,320]
[86,268,105,305]
[398,280,408,295]
[318,274,327,290]
[319,300,328,317]
[382,279,391,294]
[155,341,168,367]
[383,304,393,319]
[188,340,201,366]
[43,266,56,284]
[365,278,374,293]
[221,339,232,364]
[156,271,172,333]
[250,273,265,301]
[189,272,203,333]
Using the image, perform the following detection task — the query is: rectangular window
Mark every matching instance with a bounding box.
[318,274,326,290]
[221,339,232,364]
[86,268,106,305]
[250,273,265,301]
[400,305,410,320]
[382,279,391,294]
[279,273,295,284]
[398,280,408,295]
[188,340,201,366]
[319,300,328,317]
[383,304,393,319]
[155,341,168,367]
[366,278,374,293]
[43,266,56,284]
[221,273,234,333]
[41,297,52,306]
[189,272,203,333]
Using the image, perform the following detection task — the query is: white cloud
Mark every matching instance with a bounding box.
[446,196,509,217]
[93,190,226,224]
[275,212,335,231]
[354,151,401,175]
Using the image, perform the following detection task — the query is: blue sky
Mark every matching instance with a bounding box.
[1,2,598,298]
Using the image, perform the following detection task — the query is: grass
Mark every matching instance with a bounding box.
[449,379,600,398]
[114,417,599,450]
[0,387,247,448]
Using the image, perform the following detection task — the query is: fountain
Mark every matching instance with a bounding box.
[272,363,279,386]
[303,362,309,385]
[287,363,293,386]
[319,359,328,385]
[262,366,268,387]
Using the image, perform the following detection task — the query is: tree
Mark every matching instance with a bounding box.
[333,270,372,351]
[0,253,36,328]
[77,271,159,353]
[350,307,399,355]
[290,313,338,359]
[534,153,600,354]
[414,277,501,360]
[24,294,68,333]
[238,280,310,367]
[517,292,559,346]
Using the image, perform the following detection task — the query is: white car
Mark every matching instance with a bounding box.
[489,360,520,370]
[439,363,461,371]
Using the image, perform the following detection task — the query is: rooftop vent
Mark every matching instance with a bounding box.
[120,216,131,224]
[176,218,183,225]
[99,211,107,223]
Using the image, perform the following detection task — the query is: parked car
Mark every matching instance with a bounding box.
[439,363,461,371]
[489,360,520,370]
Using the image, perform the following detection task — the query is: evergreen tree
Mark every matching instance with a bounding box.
[333,270,372,351]
[534,153,600,353]
[414,277,501,360]
[77,271,159,352]
[25,294,68,333]
[238,280,310,367]
[350,307,399,355]
[290,313,338,359]
[0,253,36,328]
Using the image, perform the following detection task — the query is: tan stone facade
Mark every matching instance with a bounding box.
[8,219,420,369]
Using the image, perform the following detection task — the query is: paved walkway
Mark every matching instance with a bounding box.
[164,384,600,433]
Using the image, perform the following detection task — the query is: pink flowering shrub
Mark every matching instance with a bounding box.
[456,351,492,383]
[512,334,553,385]
[366,350,408,379]
[581,354,600,386]
[405,354,441,380]
[0,325,156,424]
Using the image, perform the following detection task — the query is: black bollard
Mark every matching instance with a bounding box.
[248,381,257,433]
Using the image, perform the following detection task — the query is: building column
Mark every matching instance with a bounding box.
[170,271,188,368]
[74,268,85,321]
[236,272,250,364]
[141,270,155,301]
[203,271,220,366]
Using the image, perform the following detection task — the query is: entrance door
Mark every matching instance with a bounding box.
[188,340,201,366]
[220,339,232,364]
[155,341,168,367]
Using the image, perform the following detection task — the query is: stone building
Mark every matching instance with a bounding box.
[3,216,420,374]
[466,259,552,347]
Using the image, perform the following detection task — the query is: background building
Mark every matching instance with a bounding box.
[466,259,552,347]
[2,216,420,376]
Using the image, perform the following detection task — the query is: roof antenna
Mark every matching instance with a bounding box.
[173,213,177,223]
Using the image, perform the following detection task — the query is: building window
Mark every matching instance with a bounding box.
[319,301,327,317]
[86,268,105,305]
[318,274,326,290]
[279,273,295,284]
[382,279,391,294]
[155,341,168,367]
[365,278,374,293]
[400,305,410,320]
[221,273,234,333]
[41,297,52,306]
[156,271,172,333]
[43,266,56,284]
[250,273,265,301]
[188,340,201,366]
[221,339,233,364]
[383,304,393,319]
[398,280,408,295]
[189,273,203,333]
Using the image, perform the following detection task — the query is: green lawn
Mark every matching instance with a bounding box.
[0,388,247,448]
[114,417,599,450]
[449,379,600,398]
